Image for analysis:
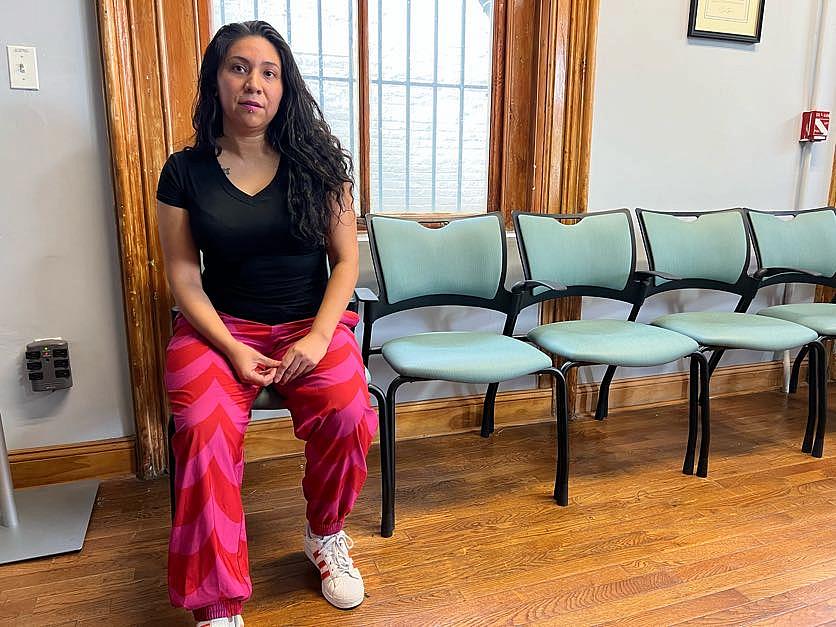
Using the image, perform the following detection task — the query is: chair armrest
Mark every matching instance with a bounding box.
[510,279,567,294]
[354,287,379,302]
[753,266,824,280]
[634,270,683,282]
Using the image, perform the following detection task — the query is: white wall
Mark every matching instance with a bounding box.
[583,0,836,383]
[0,1,134,450]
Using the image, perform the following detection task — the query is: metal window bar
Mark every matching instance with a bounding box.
[405,0,411,212]
[431,0,439,212]
[316,0,325,107]
[456,0,466,212]
[220,0,491,215]
[303,75,489,90]
[348,0,356,160]
[376,0,383,212]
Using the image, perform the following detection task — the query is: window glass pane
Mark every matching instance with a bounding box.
[369,0,494,214]
[212,0,360,208]
[213,0,494,215]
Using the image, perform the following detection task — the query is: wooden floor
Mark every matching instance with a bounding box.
[1,389,835,626]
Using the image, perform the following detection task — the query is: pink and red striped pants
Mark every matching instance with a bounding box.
[164,310,377,620]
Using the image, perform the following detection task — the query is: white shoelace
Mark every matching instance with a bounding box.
[318,532,359,578]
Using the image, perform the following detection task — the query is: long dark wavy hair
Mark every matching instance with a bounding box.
[190,21,353,246]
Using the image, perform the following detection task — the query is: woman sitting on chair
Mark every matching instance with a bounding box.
[156,20,377,626]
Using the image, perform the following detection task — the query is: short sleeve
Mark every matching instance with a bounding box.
[156,154,188,208]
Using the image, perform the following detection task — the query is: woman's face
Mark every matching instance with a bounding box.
[216,35,283,134]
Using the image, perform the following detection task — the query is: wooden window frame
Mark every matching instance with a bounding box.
[201,1,524,224]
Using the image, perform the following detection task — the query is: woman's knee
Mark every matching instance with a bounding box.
[329,383,379,444]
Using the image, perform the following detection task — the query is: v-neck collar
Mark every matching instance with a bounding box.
[215,154,285,204]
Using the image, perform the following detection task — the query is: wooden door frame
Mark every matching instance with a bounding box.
[817,145,836,376]
[96,0,207,478]
[96,0,600,478]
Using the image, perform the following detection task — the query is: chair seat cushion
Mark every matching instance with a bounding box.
[527,320,698,367]
[381,332,552,383]
[252,367,373,410]
[652,312,818,351]
[757,303,836,336]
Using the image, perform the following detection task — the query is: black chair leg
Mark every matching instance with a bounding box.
[789,345,809,394]
[381,377,408,538]
[707,348,725,379]
[552,364,573,506]
[812,341,828,458]
[481,382,500,437]
[595,365,618,421]
[803,344,818,454]
[539,367,569,505]
[683,355,699,475]
[695,352,711,478]
[368,382,388,520]
[168,415,176,522]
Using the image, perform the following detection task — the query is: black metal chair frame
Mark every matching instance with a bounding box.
[629,207,826,463]
[745,206,836,457]
[356,212,568,538]
[512,209,710,479]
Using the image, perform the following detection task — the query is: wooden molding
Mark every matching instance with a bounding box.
[818,141,836,374]
[486,0,507,216]
[534,0,600,408]
[96,0,167,479]
[8,360,804,486]
[575,359,804,415]
[10,437,136,489]
[196,0,212,57]
[96,0,209,479]
[829,141,836,206]
[357,0,371,215]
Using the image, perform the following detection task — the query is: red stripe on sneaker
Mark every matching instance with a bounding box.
[321,570,330,580]
[317,560,327,569]
[313,550,320,558]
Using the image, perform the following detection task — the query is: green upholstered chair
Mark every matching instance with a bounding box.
[356,212,568,537]
[513,209,706,482]
[636,208,822,470]
[746,206,836,457]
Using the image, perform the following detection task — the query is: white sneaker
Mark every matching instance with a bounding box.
[196,616,243,627]
[304,526,365,609]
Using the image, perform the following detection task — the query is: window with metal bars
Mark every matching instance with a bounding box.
[211,0,494,216]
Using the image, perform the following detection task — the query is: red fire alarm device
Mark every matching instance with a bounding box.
[800,110,830,142]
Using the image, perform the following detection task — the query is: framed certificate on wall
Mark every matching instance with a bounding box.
[688,0,765,43]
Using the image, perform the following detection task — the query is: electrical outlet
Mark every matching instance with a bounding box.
[7,45,39,91]
[25,339,72,391]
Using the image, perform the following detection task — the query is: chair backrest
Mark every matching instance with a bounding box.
[365,212,508,310]
[637,208,751,293]
[514,209,636,297]
[747,207,836,279]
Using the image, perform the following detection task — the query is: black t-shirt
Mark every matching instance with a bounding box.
[156,149,328,325]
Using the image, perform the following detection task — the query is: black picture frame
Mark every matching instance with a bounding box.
[688,0,765,44]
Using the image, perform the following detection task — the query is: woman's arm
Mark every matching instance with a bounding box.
[157,201,280,386]
[274,184,359,384]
